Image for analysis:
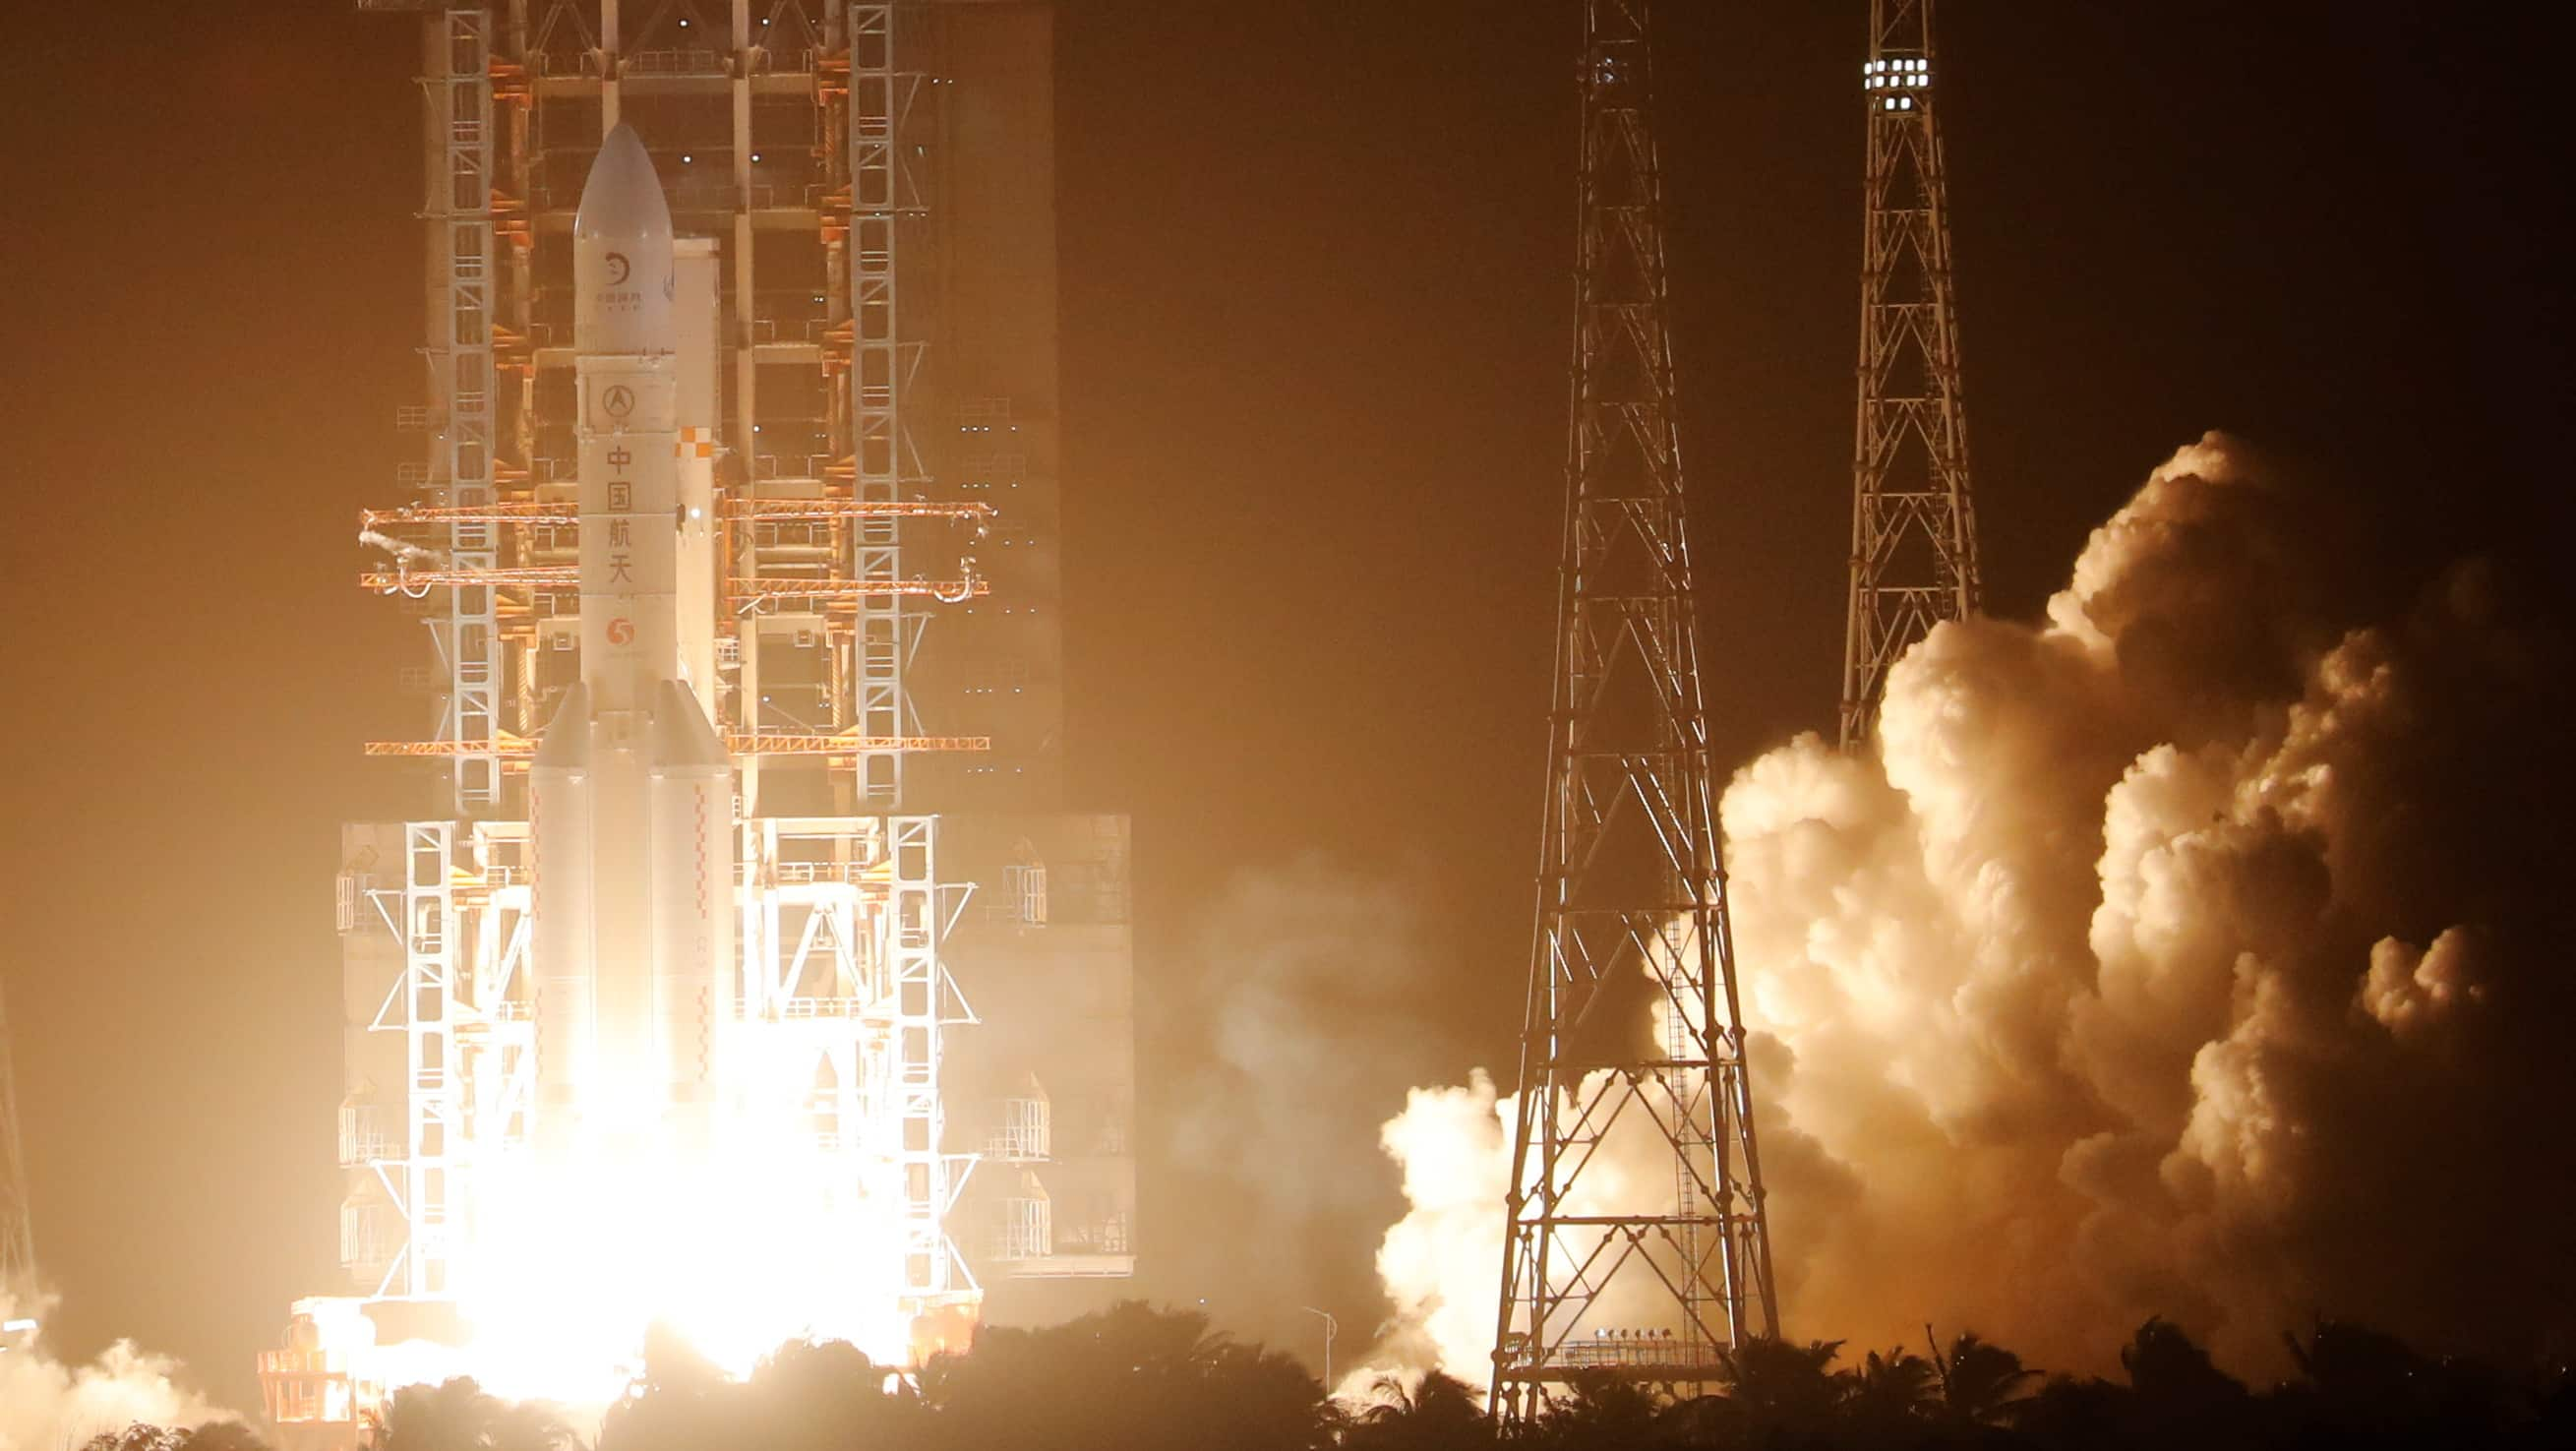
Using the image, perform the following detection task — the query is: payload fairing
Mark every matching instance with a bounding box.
[530,124,734,1162]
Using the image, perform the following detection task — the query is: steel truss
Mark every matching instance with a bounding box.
[338,0,986,1340]
[1840,0,1980,750]
[434,10,507,814]
[351,814,978,1311]
[738,816,981,1306]
[843,2,935,809]
[368,3,980,811]
[1492,0,1778,1421]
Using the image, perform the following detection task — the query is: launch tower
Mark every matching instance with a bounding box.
[267,4,1136,1432]
[1840,0,1980,749]
[1489,0,1779,1421]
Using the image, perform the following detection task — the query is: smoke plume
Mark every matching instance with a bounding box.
[1370,435,2576,1376]
[0,1292,234,1451]
[1162,858,1474,1342]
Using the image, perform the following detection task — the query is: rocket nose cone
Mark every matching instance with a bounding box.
[574,124,673,245]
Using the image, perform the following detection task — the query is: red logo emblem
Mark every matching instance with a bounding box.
[606,618,635,645]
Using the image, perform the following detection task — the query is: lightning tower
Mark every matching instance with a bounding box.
[1840,0,1980,750]
[1491,0,1778,1420]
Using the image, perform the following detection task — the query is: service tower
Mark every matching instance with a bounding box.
[265,5,1135,1437]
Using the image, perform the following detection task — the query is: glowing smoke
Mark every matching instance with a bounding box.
[0,1293,233,1451]
[1369,435,2576,1376]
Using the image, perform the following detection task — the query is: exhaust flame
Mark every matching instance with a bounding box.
[1369,435,2575,1378]
[300,1102,943,1411]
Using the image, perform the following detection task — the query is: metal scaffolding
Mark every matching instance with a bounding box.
[361,1,986,815]
[1491,0,1779,1421]
[435,10,507,814]
[1840,0,1980,751]
[311,0,992,1392]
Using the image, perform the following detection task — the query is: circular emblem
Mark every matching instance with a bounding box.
[601,385,635,419]
[607,618,636,645]
[605,251,631,285]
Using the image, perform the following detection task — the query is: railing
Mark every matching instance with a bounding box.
[1552,1334,1702,1368]
[778,997,877,1020]
[625,48,729,77]
[775,861,876,885]
[1056,1215,1131,1255]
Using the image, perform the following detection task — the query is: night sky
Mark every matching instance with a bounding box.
[2,0,2568,1410]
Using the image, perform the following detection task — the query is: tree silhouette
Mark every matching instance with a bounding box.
[601,1327,743,1451]
[337,1308,2574,1451]
[379,1376,575,1451]
[1714,1336,1846,1446]
[79,1425,271,1451]
[1934,1331,2039,1428]
[1343,1370,1491,1451]
[1528,1369,1661,1450]
[742,1337,922,1451]
[913,1300,1328,1451]
[1837,1346,1939,1443]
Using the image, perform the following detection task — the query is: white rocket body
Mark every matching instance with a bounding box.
[531,124,733,1163]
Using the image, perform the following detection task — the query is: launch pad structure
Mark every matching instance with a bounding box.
[264,3,1135,1437]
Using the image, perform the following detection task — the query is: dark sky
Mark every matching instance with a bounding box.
[1,0,2568,1411]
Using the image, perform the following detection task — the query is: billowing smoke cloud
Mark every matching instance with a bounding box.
[1162,858,1474,1343]
[0,1292,234,1451]
[1371,435,2576,1377]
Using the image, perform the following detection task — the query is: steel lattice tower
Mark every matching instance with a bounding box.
[1840,0,1980,750]
[1491,0,1778,1420]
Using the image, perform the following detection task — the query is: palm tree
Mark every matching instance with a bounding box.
[921,1300,1330,1451]
[601,1328,741,1451]
[78,1426,186,1451]
[1343,1369,1492,1451]
[1839,1346,1940,1433]
[2278,1318,2517,1444]
[1933,1332,2039,1427]
[2117,1317,2243,1412]
[742,1336,920,1451]
[1529,1369,1659,1451]
[379,1377,510,1451]
[1716,1336,1845,1443]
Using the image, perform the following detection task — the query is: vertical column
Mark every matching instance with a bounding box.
[889,816,970,1301]
[441,9,503,815]
[402,822,461,1298]
[849,3,912,809]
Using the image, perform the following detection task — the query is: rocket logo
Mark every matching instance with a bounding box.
[606,617,635,645]
[605,251,631,285]
[602,385,635,419]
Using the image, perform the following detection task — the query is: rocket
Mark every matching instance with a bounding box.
[531,124,733,1161]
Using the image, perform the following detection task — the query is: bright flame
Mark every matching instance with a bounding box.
[306,1076,965,1411]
